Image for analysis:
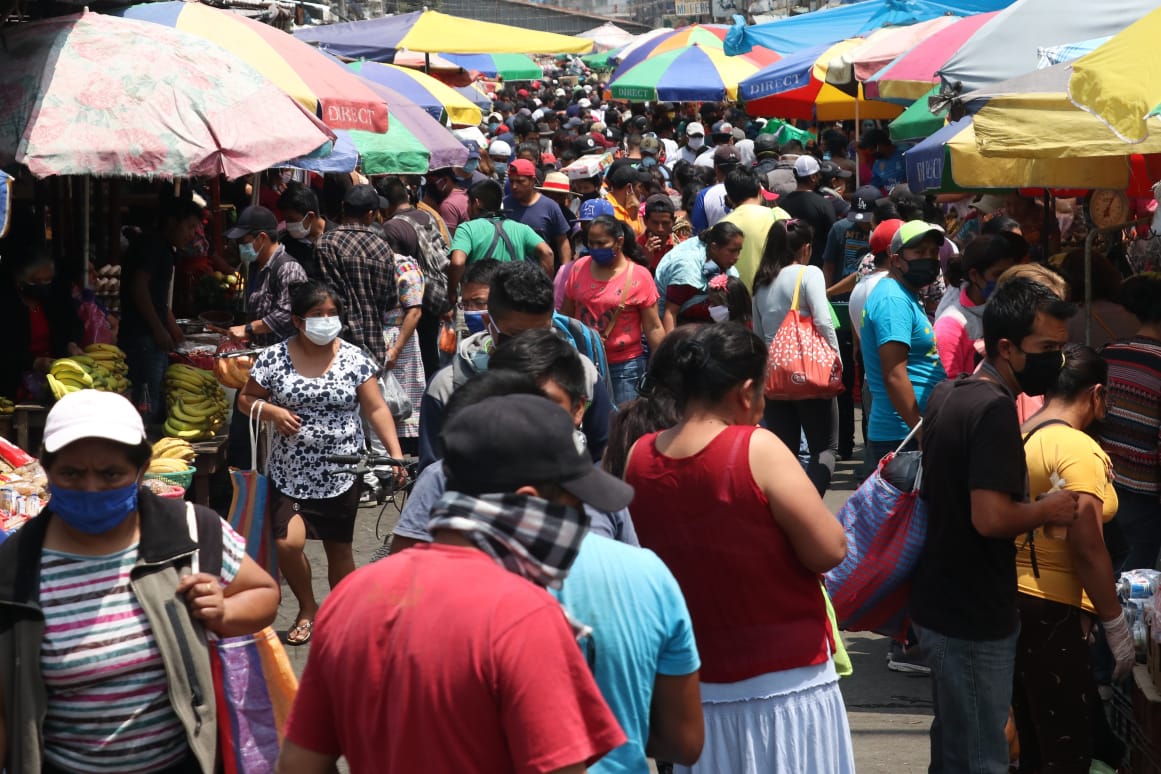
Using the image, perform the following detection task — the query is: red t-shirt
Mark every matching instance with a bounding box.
[28,305,51,359]
[285,543,626,773]
[564,258,659,364]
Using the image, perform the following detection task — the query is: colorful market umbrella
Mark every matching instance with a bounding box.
[888,86,946,141]
[0,11,334,179]
[293,10,592,58]
[1036,36,1110,69]
[612,25,779,81]
[905,116,1141,192]
[353,82,469,174]
[1068,6,1161,143]
[608,44,763,103]
[441,54,542,82]
[823,16,961,87]
[348,60,482,126]
[112,1,389,134]
[739,41,904,121]
[864,12,996,102]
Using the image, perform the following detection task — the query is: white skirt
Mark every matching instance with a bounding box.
[675,659,856,774]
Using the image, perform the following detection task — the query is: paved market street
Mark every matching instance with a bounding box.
[275,450,935,772]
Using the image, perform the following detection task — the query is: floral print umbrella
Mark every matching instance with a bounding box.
[0,11,336,179]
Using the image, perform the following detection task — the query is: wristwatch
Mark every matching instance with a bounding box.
[244,322,254,338]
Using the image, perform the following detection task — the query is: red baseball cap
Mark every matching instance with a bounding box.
[508,158,537,178]
[869,219,904,256]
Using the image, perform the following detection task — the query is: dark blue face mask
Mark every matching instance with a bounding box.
[48,481,138,535]
[463,310,489,334]
[588,247,616,265]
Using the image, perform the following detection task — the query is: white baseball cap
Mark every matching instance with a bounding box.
[488,139,512,158]
[578,98,591,108]
[686,121,705,136]
[43,390,147,454]
[794,155,821,177]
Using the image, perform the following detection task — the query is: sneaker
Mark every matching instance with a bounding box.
[887,641,931,675]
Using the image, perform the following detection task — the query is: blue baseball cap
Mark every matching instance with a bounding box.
[578,198,615,222]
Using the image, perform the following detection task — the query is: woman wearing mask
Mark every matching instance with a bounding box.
[1014,344,1132,772]
[0,390,280,774]
[933,232,1023,378]
[239,280,404,646]
[562,215,664,406]
[625,323,852,774]
[752,220,840,495]
[0,247,84,401]
[706,274,752,327]
[654,221,745,331]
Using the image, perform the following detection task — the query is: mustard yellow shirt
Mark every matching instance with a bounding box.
[1017,423,1118,614]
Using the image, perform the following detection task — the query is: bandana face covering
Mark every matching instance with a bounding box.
[428,491,589,590]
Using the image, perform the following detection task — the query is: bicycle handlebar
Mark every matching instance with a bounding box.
[325,454,416,467]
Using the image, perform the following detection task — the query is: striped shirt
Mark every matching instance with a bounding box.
[40,521,245,773]
[1100,336,1161,495]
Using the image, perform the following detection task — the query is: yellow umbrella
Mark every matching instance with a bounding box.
[1068,6,1161,143]
[907,117,1135,192]
[962,64,1161,158]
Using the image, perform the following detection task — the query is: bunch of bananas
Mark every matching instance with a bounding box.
[163,364,229,441]
[45,345,130,400]
[147,437,196,474]
[0,397,13,415]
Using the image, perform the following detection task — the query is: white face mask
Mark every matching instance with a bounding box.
[688,136,705,151]
[708,304,730,323]
[302,315,342,345]
[286,214,312,240]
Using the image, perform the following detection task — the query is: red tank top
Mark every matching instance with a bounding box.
[625,425,832,683]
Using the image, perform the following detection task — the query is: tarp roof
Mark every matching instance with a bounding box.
[724,0,1016,56]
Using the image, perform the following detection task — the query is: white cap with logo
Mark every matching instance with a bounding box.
[43,390,147,454]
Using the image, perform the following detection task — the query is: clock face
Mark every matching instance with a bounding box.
[1088,189,1131,229]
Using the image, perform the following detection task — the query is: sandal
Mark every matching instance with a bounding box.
[286,619,313,646]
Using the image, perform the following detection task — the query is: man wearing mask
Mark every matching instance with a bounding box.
[859,128,907,192]
[690,145,740,233]
[678,122,708,166]
[424,168,470,236]
[860,221,949,465]
[277,184,330,280]
[488,139,512,184]
[277,394,629,774]
[911,277,1080,774]
[777,156,835,269]
[226,206,307,347]
[504,159,572,269]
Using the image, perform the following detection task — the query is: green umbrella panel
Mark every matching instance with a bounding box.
[889,86,947,142]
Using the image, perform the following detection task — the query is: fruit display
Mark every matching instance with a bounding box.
[45,345,130,400]
[194,270,245,312]
[148,437,197,470]
[163,364,229,441]
[92,264,121,316]
[0,398,13,415]
[214,339,255,390]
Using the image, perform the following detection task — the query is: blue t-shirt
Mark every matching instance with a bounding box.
[861,277,946,442]
[503,193,571,247]
[551,534,700,774]
[871,145,908,191]
[392,463,640,546]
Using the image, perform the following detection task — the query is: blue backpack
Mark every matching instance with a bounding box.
[553,312,612,401]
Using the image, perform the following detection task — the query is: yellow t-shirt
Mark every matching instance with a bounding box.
[1016,423,1118,614]
[721,204,791,291]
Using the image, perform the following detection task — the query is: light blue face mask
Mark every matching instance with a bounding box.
[238,240,259,264]
[463,159,479,175]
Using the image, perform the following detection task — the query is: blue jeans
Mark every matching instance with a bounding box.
[123,334,170,425]
[609,355,647,408]
[915,622,1020,774]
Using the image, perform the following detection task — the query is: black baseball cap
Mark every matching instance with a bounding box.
[850,185,884,222]
[344,183,388,214]
[225,205,278,239]
[713,144,740,167]
[441,394,635,512]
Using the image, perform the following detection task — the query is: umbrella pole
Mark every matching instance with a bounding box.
[425,53,431,75]
[82,177,91,290]
[854,99,861,189]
